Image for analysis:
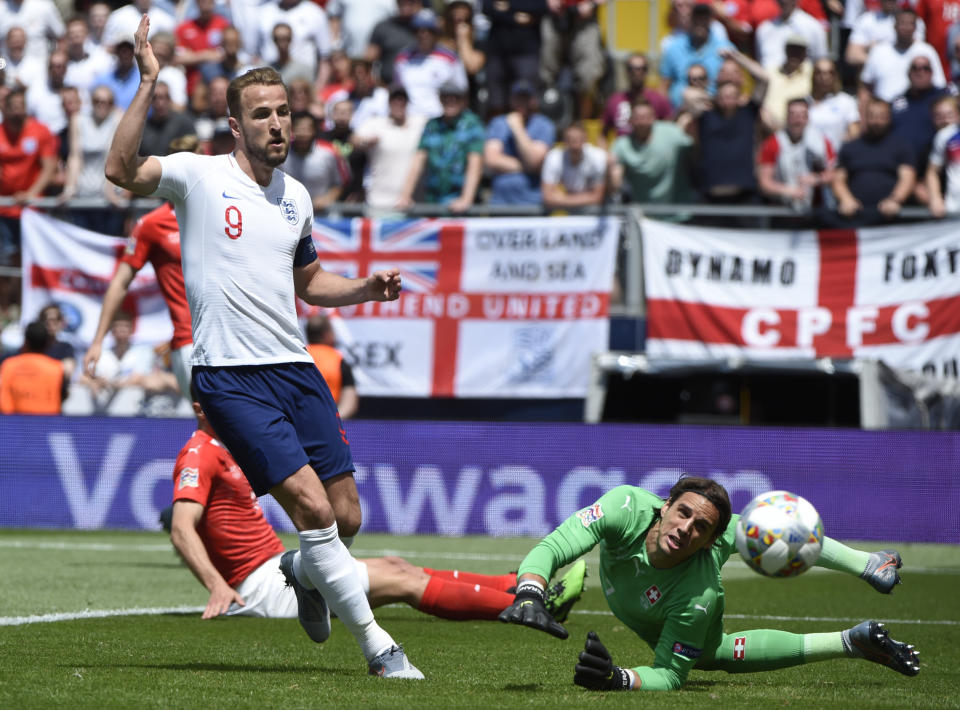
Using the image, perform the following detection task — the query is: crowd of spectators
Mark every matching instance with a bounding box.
[4,0,960,413]
[1,0,958,242]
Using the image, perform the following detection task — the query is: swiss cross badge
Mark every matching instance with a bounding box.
[643,585,662,608]
[733,636,746,660]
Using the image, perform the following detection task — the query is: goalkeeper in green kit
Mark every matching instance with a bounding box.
[499,477,920,691]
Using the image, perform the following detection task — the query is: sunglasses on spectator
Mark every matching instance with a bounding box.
[910,64,932,72]
[688,73,708,82]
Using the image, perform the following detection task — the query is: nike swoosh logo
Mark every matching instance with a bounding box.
[222,191,239,199]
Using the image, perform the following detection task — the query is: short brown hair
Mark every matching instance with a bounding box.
[227,67,287,119]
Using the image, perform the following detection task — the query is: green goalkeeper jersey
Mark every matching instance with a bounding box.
[517,485,740,690]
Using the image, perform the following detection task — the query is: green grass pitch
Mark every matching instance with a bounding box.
[1,529,958,709]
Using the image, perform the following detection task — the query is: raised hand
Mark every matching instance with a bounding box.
[133,14,160,83]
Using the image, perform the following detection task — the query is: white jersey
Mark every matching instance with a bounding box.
[848,10,925,48]
[755,10,828,67]
[809,91,860,151]
[257,0,332,76]
[861,41,946,102]
[541,144,609,194]
[928,123,960,212]
[153,152,315,367]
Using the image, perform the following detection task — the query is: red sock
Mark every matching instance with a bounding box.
[421,568,517,592]
[417,576,515,620]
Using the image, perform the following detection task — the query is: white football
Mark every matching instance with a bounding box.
[735,491,824,578]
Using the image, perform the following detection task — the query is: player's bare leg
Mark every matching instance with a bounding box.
[363,557,430,608]
[322,472,362,539]
[273,465,423,678]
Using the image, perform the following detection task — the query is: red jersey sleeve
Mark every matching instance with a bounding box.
[39,124,58,159]
[758,135,780,165]
[120,213,155,271]
[172,433,217,506]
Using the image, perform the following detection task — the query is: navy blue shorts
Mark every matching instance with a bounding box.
[192,362,355,496]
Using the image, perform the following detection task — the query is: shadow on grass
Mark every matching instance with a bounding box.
[65,561,185,570]
[502,684,541,692]
[678,680,723,691]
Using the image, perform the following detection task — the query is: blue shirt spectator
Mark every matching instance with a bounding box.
[659,4,734,108]
[484,80,556,205]
[93,38,141,110]
[891,56,949,176]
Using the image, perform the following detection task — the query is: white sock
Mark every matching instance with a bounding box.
[298,525,394,661]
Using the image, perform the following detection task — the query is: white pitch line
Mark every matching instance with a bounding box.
[2,540,959,570]
[0,540,527,562]
[0,606,204,626]
[0,540,173,552]
[1,606,956,628]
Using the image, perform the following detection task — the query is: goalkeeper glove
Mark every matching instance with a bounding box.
[574,631,633,691]
[498,580,569,639]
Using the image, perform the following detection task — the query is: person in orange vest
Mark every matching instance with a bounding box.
[305,314,358,419]
[0,321,67,414]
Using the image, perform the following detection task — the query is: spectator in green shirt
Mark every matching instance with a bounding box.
[396,81,485,212]
[610,98,695,206]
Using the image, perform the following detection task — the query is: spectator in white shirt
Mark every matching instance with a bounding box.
[808,58,860,150]
[845,0,925,72]
[26,49,68,134]
[0,0,64,63]
[104,0,175,47]
[353,84,428,210]
[860,8,944,103]
[61,85,127,236]
[755,0,827,68]
[268,21,314,85]
[541,121,610,209]
[394,9,468,119]
[257,0,332,86]
[63,16,113,98]
[63,311,163,417]
[326,0,395,59]
[150,31,188,110]
[1,26,43,89]
[87,2,111,49]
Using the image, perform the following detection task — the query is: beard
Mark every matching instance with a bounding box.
[244,132,289,167]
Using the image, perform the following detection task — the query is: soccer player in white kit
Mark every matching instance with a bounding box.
[105,15,422,679]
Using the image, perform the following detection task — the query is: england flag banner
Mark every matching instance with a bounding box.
[643,219,960,378]
[20,210,172,349]
[309,216,620,397]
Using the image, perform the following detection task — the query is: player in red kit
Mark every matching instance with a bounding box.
[168,396,587,622]
[84,135,200,399]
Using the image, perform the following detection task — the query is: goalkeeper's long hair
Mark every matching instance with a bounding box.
[666,477,732,544]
